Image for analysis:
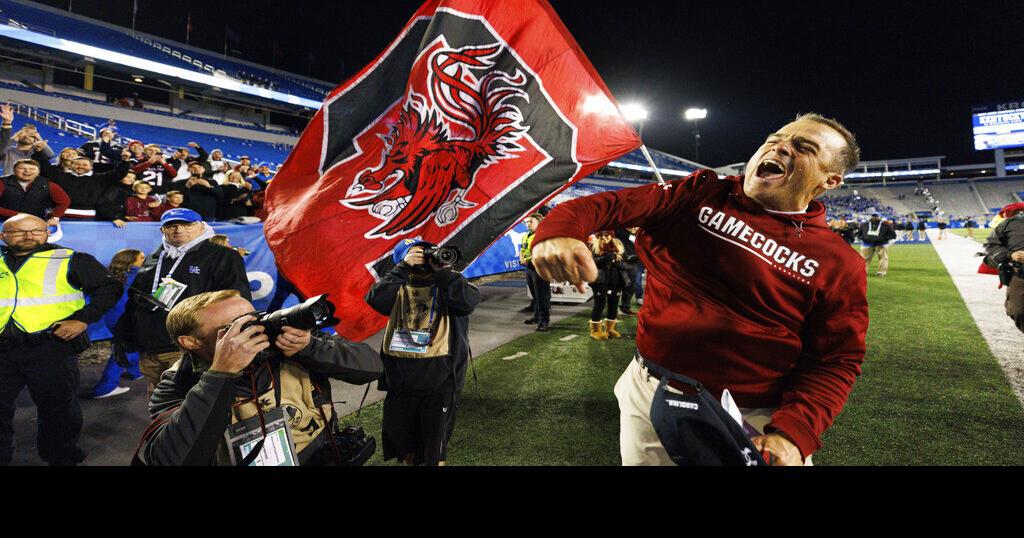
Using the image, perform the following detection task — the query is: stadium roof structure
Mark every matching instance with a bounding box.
[0,0,334,111]
[845,156,945,181]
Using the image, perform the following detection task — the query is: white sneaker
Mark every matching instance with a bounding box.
[93,386,130,399]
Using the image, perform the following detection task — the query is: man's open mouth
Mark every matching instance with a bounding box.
[755,158,787,181]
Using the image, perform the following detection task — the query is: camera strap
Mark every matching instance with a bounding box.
[356,383,371,418]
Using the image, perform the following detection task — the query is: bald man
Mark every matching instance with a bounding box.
[0,213,121,465]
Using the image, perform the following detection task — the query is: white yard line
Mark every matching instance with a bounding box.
[559,334,578,342]
[926,229,1024,407]
[501,351,529,361]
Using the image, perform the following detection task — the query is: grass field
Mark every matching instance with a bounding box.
[950,227,992,244]
[346,243,1024,465]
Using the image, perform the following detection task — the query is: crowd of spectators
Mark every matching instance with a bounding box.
[821,192,896,221]
[0,104,277,228]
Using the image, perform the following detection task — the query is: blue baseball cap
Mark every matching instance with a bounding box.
[160,208,203,225]
[392,238,434,265]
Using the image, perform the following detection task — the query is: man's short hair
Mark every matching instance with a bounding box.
[794,112,860,175]
[166,289,242,341]
[165,190,183,197]
[528,212,544,222]
[13,159,40,170]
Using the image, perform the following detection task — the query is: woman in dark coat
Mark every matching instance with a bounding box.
[587,231,627,340]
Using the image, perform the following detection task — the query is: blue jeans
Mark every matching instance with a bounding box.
[90,349,141,397]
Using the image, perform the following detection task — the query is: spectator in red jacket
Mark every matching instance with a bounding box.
[531,113,867,466]
[124,180,159,222]
[0,159,71,225]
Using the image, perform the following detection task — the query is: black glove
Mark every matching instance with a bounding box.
[113,342,130,368]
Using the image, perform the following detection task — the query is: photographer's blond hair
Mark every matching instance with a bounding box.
[166,290,241,342]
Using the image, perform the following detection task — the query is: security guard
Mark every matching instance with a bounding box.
[0,213,121,465]
[520,213,551,331]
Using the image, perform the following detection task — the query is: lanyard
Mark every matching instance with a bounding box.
[867,221,882,236]
[151,250,188,293]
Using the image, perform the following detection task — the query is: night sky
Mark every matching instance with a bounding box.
[31,0,1024,167]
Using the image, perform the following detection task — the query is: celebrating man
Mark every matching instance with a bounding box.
[531,113,869,466]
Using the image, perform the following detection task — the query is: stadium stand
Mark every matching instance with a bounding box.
[0,0,332,105]
[3,99,293,168]
[976,179,1024,209]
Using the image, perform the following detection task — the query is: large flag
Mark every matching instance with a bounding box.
[264,0,642,340]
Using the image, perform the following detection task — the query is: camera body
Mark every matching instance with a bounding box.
[421,245,462,266]
[998,261,1023,287]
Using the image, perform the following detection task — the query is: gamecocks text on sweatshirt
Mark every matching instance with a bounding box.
[697,206,819,278]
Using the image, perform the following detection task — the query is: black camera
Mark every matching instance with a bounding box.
[242,294,340,345]
[422,245,462,266]
[998,261,1022,287]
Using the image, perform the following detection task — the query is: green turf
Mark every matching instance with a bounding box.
[949,227,992,244]
[818,243,1024,465]
[346,243,1024,465]
[348,315,636,466]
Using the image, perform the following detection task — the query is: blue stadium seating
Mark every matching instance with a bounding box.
[9,107,291,168]
[0,80,299,136]
[0,0,332,104]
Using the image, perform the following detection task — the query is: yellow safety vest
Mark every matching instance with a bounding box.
[520,231,535,264]
[0,248,86,333]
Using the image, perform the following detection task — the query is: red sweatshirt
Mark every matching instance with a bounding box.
[533,171,868,457]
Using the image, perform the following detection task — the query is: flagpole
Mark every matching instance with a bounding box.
[131,0,137,30]
[638,144,670,189]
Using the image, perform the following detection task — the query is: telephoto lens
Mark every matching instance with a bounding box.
[255,294,341,341]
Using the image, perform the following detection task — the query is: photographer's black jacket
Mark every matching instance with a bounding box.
[114,239,250,353]
[984,215,1024,267]
[858,219,896,246]
[137,335,382,466]
[365,263,480,394]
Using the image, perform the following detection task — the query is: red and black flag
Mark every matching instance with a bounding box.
[264,0,641,340]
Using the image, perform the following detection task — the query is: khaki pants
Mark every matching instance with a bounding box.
[139,351,182,397]
[613,359,812,466]
[861,244,889,275]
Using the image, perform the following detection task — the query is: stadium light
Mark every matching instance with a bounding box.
[684,108,708,120]
[684,108,708,162]
[619,102,649,138]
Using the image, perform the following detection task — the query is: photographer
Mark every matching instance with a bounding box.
[364,239,480,465]
[134,290,382,466]
[984,205,1024,333]
[859,213,896,277]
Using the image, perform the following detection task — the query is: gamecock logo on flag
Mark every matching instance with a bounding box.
[265,0,641,340]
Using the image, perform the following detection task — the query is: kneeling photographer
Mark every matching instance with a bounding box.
[984,204,1024,333]
[134,290,382,466]
[365,239,480,466]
